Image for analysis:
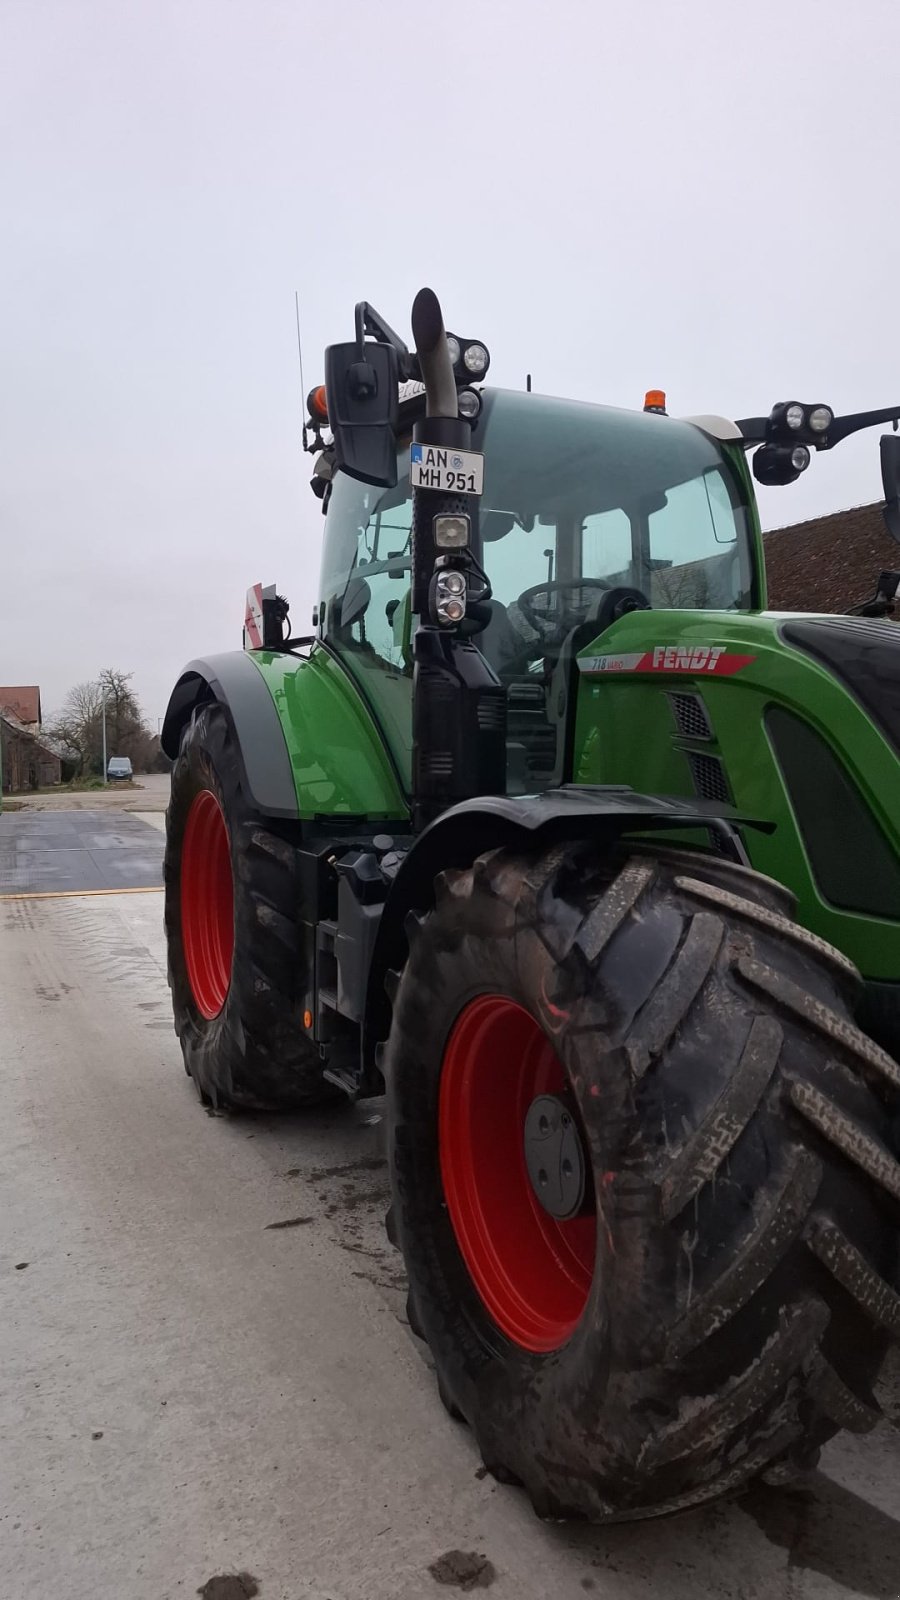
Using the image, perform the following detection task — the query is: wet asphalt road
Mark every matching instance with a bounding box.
[1,805,898,1600]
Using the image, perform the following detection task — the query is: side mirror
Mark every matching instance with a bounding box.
[324,340,399,488]
[880,434,900,542]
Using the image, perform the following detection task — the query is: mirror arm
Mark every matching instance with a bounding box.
[819,406,900,448]
[354,301,413,374]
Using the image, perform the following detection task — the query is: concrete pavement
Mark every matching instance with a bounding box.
[1,810,898,1600]
[0,809,164,894]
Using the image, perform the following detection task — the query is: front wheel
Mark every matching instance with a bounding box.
[165,701,331,1110]
[386,841,900,1521]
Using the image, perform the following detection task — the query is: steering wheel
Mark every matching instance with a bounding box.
[517,578,612,640]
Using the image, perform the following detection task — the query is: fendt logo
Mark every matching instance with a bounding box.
[652,645,725,671]
[578,645,756,677]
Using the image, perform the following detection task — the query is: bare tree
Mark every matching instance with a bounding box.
[47,680,104,774]
[96,668,150,765]
[48,670,154,774]
[652,563,711,609]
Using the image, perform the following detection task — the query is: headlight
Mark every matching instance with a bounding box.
[463,342,489,375]
[457,387,482,421]
[434,515,470,549]
[753,442,811,485]
[433,567,468,625]
[809,405,833,433]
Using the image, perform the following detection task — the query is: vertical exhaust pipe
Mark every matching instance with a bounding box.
[412,287,459,420]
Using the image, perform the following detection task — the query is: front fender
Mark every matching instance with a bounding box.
[162,647,409,822]
[365,784,770,1055]
[161,651,299,818]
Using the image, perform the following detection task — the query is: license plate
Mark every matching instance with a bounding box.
[410,442,484,496]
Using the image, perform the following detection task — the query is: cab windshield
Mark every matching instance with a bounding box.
[318,388,755,787]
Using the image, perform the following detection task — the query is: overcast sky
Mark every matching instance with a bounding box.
[2,0,898,726]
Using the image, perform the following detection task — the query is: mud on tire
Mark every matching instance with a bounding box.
[385,841,900,1521]
[165,701,331,1111]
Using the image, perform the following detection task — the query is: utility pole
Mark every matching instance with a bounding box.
[101,691,108,784]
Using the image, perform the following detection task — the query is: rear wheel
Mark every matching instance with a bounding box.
[165,701,331,1110]
[386,841,900,1521]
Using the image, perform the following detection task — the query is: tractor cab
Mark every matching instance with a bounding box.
[317,388,759,794]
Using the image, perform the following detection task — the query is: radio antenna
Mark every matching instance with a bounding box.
[295,290,308,451]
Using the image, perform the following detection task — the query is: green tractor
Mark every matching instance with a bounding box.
[161,288,900,1521]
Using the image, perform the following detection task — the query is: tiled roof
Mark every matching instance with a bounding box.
[764,502,900,613]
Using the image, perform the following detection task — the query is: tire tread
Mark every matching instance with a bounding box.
[385,840,899,1522]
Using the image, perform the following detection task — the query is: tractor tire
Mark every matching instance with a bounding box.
[165,701,331,1111]
[385,841,900,1522]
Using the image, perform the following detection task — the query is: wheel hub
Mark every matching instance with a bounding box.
[439,994,597,1352]
[180,788,234,1020]
[523,1093,587,1220]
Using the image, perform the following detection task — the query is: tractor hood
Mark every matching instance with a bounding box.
[571,607,900,982]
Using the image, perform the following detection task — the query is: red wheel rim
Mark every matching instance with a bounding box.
[439,995,596,1353]
[180,789,234,1020]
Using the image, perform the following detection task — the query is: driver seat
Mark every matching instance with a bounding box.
[476,599,530,679]
[474,600,559,792]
